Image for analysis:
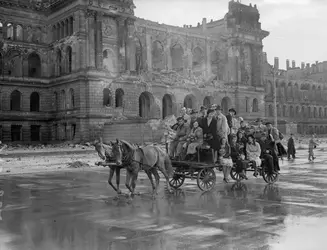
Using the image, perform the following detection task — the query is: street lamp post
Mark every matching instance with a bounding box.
[271,67,278,127]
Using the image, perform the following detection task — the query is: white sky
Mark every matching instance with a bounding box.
[134,0,327,69]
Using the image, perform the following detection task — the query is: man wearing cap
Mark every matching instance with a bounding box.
[169,117,190,160]
[180,107,191,126]
[189,109,199,129]
[197,106,207,128]
[215,105,229,141]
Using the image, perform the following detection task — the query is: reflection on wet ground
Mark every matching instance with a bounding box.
[1,155,327,249]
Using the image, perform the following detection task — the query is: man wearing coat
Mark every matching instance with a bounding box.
[215,105,229,140]
[265,122,281,172]
[226,108,237,144]
[169,117,190,160]
[287,134,296,160]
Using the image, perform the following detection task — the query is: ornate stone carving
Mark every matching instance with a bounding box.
[102,17,116,37]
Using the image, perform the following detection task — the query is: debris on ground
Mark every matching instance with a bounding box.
[67,161,92,168]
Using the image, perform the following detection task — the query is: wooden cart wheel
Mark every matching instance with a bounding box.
[197,168,216,191]
[262,169,279,184]
[230,166,242,181]
[169,170,185,189]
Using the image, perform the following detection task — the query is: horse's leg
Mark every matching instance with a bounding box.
[158,165,173,194]
[130,171,139,198]
[145,170,156,198]
[115,167,122,195]
[125,170,134,194]
[108,167,118,193]
[151,168,160,195]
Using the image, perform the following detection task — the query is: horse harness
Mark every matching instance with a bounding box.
[120,144,159,170]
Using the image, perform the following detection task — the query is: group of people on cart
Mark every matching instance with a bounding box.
[168,105,283,183]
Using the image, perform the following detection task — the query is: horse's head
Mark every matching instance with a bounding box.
[94,137,113,161]
[111,139,125,166]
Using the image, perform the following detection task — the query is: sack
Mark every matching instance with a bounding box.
[278,131,284,140]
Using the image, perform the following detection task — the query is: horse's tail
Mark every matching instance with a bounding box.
[164,154,174,178]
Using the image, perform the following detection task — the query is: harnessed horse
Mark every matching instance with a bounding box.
[94,138,131,195]
[111,139,174,198]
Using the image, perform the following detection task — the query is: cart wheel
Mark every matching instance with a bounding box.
[262,169,279,184]
[197,168,216,191]
[169,170,185,189]
[230,167,242,181]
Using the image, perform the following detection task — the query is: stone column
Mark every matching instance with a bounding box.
[125,18,136,72]
[145,32,152,70]
[116,17,127,72]
[95,12,103,69]
[86,10,96,68]
[205,38,211,78]
[165,35,172,70]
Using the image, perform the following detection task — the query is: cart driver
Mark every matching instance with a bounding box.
[169,117,190,160]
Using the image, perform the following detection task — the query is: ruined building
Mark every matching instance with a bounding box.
[0,0,321,143]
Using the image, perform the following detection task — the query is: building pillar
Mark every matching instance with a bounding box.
[165,36,172,70]
[125,18,136,72]
[205,38,211,78]
[116,17,127,72]
[95,12,103,69]
[86,10,96,68]
[145,32,152,70]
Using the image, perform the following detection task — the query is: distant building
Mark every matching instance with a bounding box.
[263,57,327,135]
[0,0,318,143]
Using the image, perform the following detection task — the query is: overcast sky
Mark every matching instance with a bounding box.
[134,0,327,69]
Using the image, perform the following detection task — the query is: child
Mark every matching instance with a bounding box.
[308,134,318,161]
[287,134,296,160]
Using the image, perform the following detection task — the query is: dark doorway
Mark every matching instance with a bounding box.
[11,125,22,141]
[31,125,40,141]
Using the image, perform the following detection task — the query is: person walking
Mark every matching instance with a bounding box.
[287,134,296,160]
[308,134,318,161]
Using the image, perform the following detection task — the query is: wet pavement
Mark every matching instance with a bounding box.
[1,150,327,250]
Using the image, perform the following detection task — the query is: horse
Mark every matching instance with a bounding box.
[94,138,126,195]
[111,139,174,198]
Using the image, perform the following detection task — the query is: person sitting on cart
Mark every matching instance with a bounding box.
[258,136,278,174]
[219,137,233,183]
[246,134,262,177]
[169,116,190,160]
[202,108,220,162]
[183,121,203,161]
[230,134,248,180]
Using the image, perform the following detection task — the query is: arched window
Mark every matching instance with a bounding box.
[69,17,74,35]
[56,23,60,40]
[152,41,165,71]
[139,92,152,118]
[184,94,196,109]
[103,88,112,106]
[60,21,64,39]
[0,53,3,76]
[28,53,41,78]
[162,94,173,119]
[16,25,23,40]
[203,96,212,108]
[283,105,287,117]
[10,90,21,111]
[54,92,58,111]
[61,90,66,110]
[69,88,74,108]
[268,104,273,117]
[57,50,62,75]
[30,92,40,112]
[221,97,232,114]
[115,88,124,108]
[53,25,57,41]
[103,50,115,72]
[252,98,258,112]
[170,43,184,72]
[192,47,204,76]
[66,46,72,73]
[6,23,13,39]
[65,19,69,37]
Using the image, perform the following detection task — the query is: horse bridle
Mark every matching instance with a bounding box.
[115,143,149,169]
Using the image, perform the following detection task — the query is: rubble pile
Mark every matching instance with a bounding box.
[0,142,95,151]
[67,161,92,168]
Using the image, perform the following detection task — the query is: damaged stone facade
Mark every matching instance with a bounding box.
[263,57,327,135]
[0,0,269,143]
